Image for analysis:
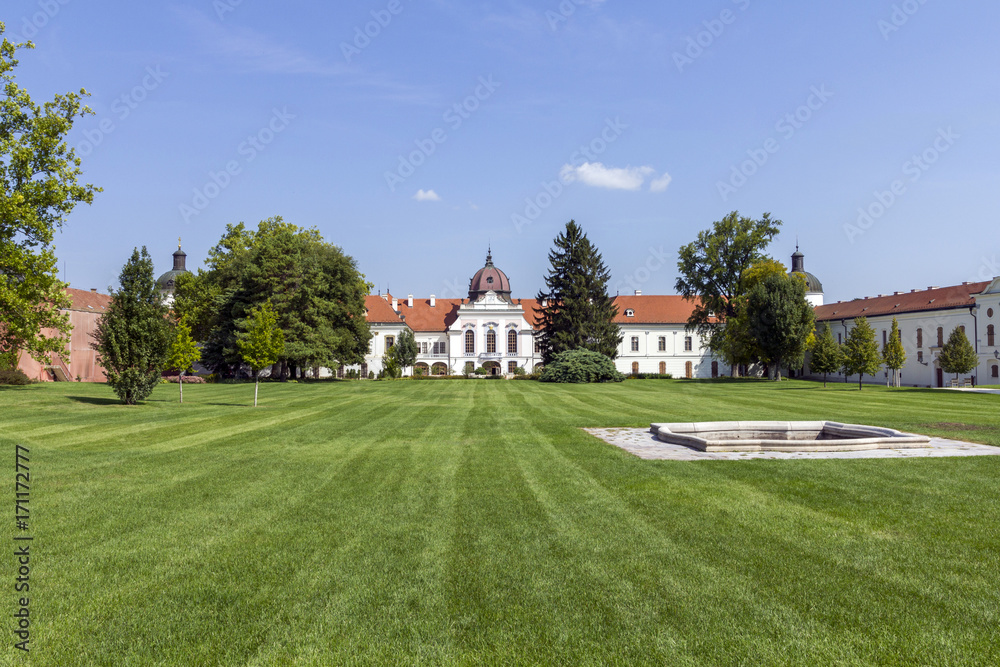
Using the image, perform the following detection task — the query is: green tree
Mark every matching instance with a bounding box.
[236,301,284,407]
[381,352,401,380]
[744,273,815,380]
[841,317,882,390]
[92,248,171,405]
[0,25,100,368]
[188,218,371,379]
[810,322,843,388]
[882,317,907,388]
[534,220,621,364]
[166,317,201,404]
[390,328,417,376]
[675,212,782,374]
[938,326,978,384]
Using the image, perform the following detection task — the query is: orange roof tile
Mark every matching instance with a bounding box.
[815,282,987,321]
[395,298,463,332]
[65,288,111,313]
[611,295,701,324]
[364,295,404,324]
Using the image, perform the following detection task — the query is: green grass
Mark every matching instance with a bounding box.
[3,379,1000,665]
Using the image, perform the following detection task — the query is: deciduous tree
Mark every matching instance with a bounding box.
[938,326,977,384]
[841,317,881,390]
[236,301,284,407]
[166,317,201,404]
[810,322,843,387]
[0,25,100,368]
[744,273,815,380]
[882,317,906,388]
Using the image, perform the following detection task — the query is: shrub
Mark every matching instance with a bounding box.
[368,371,375,380]
[0,369,33,385]
[512,373,541,381]
[512,366,526,376]
[474,367,487,376]
[626,373,674,380]
[165,375,206,384]
[540,349,624,384]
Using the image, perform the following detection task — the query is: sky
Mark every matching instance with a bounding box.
[5,0,1000,304]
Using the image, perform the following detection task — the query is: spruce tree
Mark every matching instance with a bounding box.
[841,317,882,390]
[938,326,978,383]
[92,248,171,405]
[810,322,843,388]
[534,221,621,365]
[882,317,907,388]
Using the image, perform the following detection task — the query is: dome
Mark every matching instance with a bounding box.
[789,249,823,294]
[157,244,190,296]
[468,250,512,302]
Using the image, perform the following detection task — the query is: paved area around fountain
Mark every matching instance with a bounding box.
[584,427,1000,461]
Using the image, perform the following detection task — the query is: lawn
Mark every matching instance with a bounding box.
[2,379,999,665]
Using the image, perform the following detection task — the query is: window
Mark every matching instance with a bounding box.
[989,308,995,318]
[684,336,693,352]
[534,339,541,353]
[838,333,842,344]
[508,361,517,374]
[916,328,923,348]
[486,277,494,285]
[625,309,635,317]
[432,342,446,355]
[882,330,887,347]
[917,351,924,363]
[385,336,395,349]
[507,329,518,354]
[937,327,944,347]
[465,330,475,354]
[711,361,719,378]
[685,361,693,378]
[631,336,639,352]
[659,362,666,375]
[337,366,344,378]
[989,325,996,347]
[486,330,496,354]
[418,342,428,354]
[658,337,666,352]
[631,362,639,375]
[960,325,966,335]
[993,365,999,379]
[464,362,474,374]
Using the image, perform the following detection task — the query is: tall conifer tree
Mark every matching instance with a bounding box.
[92,247,171,404]
[534,221,621,364]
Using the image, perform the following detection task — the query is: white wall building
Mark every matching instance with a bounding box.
[346,251,725,378]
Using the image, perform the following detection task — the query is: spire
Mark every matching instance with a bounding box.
[791,244,804,273]
[172,240,187,271]
[485,246,494,267]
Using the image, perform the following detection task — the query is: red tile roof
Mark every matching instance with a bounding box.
[65,288,111,313]
[814,282,988,321]
[364,295,404,324]
[611,295,702,324]
[396,298,463,332]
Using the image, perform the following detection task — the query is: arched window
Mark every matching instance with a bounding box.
[486,330,496,354]
[916,328,923,348]
[659,362,666,375]
[988,324,996,347]
[507,329,518,354]
[625,309,635,317]
[993,365,999,379]
[465,330,475,354]
[631,362,639,375]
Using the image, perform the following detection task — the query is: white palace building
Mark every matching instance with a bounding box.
[351,248,1000,387]
[350,250,726,379]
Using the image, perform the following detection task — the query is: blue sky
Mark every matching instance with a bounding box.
[6,0,1000,304]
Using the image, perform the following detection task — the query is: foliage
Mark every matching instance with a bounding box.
[540,348,625,383]
[534,220,622,364]
[512,365,526,376]
[0,368,32,385]
[389,329,417,374]
[675,212,782,370]
[474,366,487,376]
[0,25,101,366]
[744,273,815,380]
[177,218,371,378]
[236,301,285,407]
[625,373,674,380]
[810,322,843,387]
[938,326,978,380]
[882,318,907,388]
[92,248,171,404]
[166,316,202,403]
[841,317,882,390]
[381,352,401,380]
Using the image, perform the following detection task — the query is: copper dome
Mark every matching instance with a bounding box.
[468,250,512,302]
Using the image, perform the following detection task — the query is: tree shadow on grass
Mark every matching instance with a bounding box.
[65,395,124,406]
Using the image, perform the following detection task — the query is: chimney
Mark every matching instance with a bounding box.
[634,290,642,296]
[381,293,388,301]
[430,295,436,307]
[90,288,97,293]
[391,298,398,311]
[407,295,414,308]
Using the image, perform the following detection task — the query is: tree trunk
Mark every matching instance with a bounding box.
[823,373,827,388]
[254,372,260,407]
[859,374,863,390]
[179,371,184,404]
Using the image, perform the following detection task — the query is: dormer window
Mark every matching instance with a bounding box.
[625,309,635,317]
[486,277,494,285]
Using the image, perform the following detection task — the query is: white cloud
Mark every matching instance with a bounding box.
[649,172,673,193]
[413,189,441,202]
[560,162,655,191]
